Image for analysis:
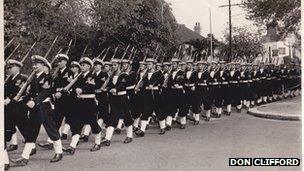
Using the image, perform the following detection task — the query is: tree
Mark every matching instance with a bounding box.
[220,26,264,62]
[89,0,179,61]
[242,0,300,38]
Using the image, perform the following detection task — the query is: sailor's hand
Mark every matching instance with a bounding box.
[4,98,11,105]
[55,92,62,99]
[76,88,82,95]
[26,100,35,108]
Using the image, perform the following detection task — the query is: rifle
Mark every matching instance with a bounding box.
[96,48,107,59]
[143,49,149,62]
[128,47,135,60]
[162,67,173,88]
[101,46,111,61]
[65,39,73,55]
[152,45,160,59]
[62,72,82,92]
[130,49,137,61]
[81,44,88,58]
[100,70,116,91]
[20,42,37,63]
[13,36,59,101]
[134,69,148,91]
[5,42,37,83]
[5,43,20,63]
[121,44,131,59]
[45,36,58,59]
[110,47,119,60]
[5,38,15,49]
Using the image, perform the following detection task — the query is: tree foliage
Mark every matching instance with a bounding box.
[4,0,179,73]
[221,26,264,62]
[242,0,301,38]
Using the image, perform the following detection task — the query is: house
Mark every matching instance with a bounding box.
[261,21,300,65]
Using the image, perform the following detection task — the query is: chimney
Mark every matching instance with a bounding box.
[194,22,201,35]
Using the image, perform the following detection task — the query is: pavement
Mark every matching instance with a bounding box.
[248,96,301,121]
[6,97,302,171]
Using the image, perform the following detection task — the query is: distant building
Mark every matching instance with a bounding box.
[261,21,300,65]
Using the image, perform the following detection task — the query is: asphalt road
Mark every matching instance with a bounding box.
[7,101,302,171]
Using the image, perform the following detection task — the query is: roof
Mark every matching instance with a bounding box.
[176,24,205,42]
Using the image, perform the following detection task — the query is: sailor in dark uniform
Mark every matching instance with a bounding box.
[208,61,222,118]
[114,59,132,134]
[226,62,242,114]
[61,61,81,137]
[93,59,110,130]
[195,60,211,121]
[135,58,166,136]
[257,62,268,103]
[216,61,227,116]
[126,59,140,132]
[165,58,187,130]
[63,57,102,153]
[4,60,28,169]
[12,55,63,166]
[100,59,134,146]
[184,59,199,124]
[38,54,72,149]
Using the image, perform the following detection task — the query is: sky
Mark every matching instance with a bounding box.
[166,0,257,40]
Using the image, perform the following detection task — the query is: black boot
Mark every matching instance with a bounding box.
[123,137,133,144]
[135,130,145,137]
[4,164,9,170]
[30,148,36,156]
[193,121,199,125]
[10,157,28,166]
[100,139,111,147]
[133,127,139,132]
[165,125,171,131]
[50,153,63,163]
[159,129,166,135]
[205,117,210,122]
[38,142,53,150]
[90,144,101,152]
[180,124,186,129]
[7,145,18,152]
[61,134,68,140]
[63,146,75,155]
[79,135,89,142]
[114,128,121,134]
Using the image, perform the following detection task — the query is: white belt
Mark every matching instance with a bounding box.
[197,83,207,86]
[116,91,127,95]
[266,78,272,80]
[253,79,260,81]
[185,84,194,87]
[248,80,253,83]
[229,81,238,84]
[43,97,51,103]
[78,94,95,98]
[222,82,228,85]
[126,85,135,90]
[172,85,183,89]
[240,80,248,83]
[261,77,266,79]
[145,87,159,90]
[56,88,63,92]
[209,82,219,85]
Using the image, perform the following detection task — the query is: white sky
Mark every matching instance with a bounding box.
[166,0,257,40]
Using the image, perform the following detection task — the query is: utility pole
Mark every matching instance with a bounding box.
[219,2,244,62]
[209,8,213,58]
